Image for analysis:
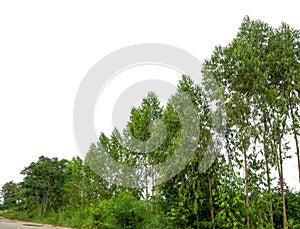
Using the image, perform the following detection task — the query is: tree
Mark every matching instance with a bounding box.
[204,16,300,228]
[0,181,21,209]
[63,156,114,210]
[154,75,221,229]
[125,92,164,211]
[20,156,67,215]
[3,16,298,229]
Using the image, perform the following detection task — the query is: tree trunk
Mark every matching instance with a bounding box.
[145,168,149,212]
[278,133,288,229]
[294,130,300,183]
[243,146,250,228]
[290,107,300,183]
[208,175,215,229]
[263,119,274,225]
[265,154,274,225]
[151,169,158,212]
[238,111,250,227]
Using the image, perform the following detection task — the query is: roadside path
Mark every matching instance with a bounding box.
[0,217,74,229]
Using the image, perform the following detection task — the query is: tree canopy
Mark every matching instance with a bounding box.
[1,16,300,229]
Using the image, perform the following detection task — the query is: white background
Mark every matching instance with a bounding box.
[0,0,299,191]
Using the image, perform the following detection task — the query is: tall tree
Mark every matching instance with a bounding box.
[20,156,67,215]
[203,16,300,228]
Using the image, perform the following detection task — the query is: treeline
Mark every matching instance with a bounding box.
[0,156,146,228]
[1,16,300,229]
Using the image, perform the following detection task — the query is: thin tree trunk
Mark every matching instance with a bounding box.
[42,190,49,216]
[144,146,149,212]
[290,107,300,183]
[243,146,250,228]
[294,130,300,183]
[145,169,149,212]
[37,197,42,216]
[265,153,274,225]
[238,111,250,227]
[208,175,215,229]
[278,129,288,229]
[152,170,157,212]
[263,118,274,225]
[151,167,155,211]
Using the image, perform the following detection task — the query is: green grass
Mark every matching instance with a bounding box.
[0,208,93,229]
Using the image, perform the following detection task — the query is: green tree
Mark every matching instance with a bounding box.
[155,76,219,229]
[20,156,67,216]
[90,191,146,229]
[204,16,300,228]
[0,181,21,209]
[63,156,114,210]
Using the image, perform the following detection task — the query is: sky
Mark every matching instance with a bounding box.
[0,0,300,191]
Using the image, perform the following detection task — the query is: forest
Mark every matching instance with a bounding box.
[1,16,300,229]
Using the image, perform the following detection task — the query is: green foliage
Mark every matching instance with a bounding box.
[1,16,299,229]
[0,181,21,210]
[20,156,68,215]
[167,201,190,227]
[204,15,300,229]
[90,191,146,229]
[63,156,115,209]
[142,211,172,229]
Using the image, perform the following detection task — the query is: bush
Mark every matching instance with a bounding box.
[142,211,172,229]
[90,191,146,229]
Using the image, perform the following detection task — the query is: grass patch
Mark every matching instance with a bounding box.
[0,208,93,229]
